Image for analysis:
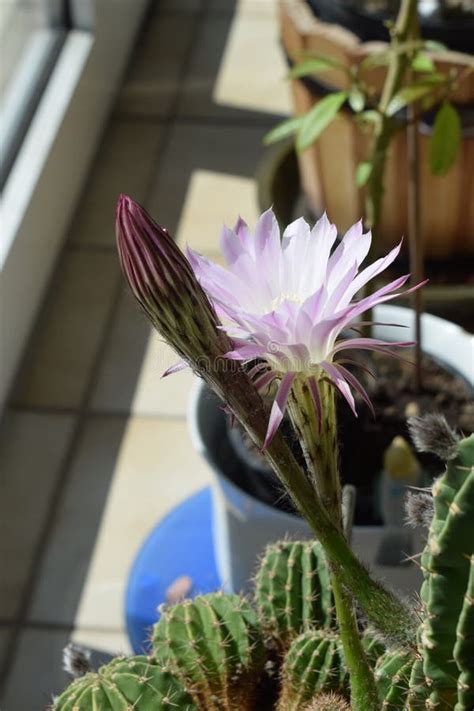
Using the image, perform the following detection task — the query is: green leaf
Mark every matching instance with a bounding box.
[289,56,344,79]
[264,115,305,145]
[411,52,435,73]
[429,102,461,176]
[296,92,348,152]
[361,40,445,70]
[348,87,365,113]
[357,109,381,127]
[355,161,372,187]
[386,81,442,117]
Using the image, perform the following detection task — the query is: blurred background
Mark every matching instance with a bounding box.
[1,1,473,709]
[0,1,290,707]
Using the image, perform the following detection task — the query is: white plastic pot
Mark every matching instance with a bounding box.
[188,306,473,595]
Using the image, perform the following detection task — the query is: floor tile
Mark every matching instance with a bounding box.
[176,168,260,253]
[147,123,268,241]
[116,13,197,118]
[212,3,292,115]
[0,627,13,676]
[13,251,120,409]
[178,9,290,119]
[91,290,196,416]
[71,627,131,657]
[0,412,75,619]
[28,416,129,627]
[0,627,72,711]
[70,120,163,247]
[73,417,212,631]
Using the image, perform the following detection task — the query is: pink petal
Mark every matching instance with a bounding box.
[161,360,188,378]
[254,370,277,393]
[332,363,375,417]
[332,337,415,355]
[224,344,267,361]
[345,241,403,300]
[220,224,242,264]
[320,361,357,417]
[264,372,295,448]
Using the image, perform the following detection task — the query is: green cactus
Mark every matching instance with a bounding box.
[278,629,348,710]
[52,655,196,710]
[419,434,474,709]
[151,592,265,710]
[255,540,335,648]
[454,553,474,711]
[374,651,413,709]
[302,692,351,710]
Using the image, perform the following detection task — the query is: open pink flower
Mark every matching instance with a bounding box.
[188,209,425,446]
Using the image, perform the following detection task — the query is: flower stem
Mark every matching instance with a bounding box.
[287,377,380,710]
[209,364,418,649]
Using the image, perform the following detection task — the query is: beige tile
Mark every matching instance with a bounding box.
[0,627,72,710]
[213,4,292,115]
[0,627,13,675]
[70,120,163,246]
[179,7,290,118]
[71,627,131,657]
[0,412,74,619]
[176,169,260,254]
[116,14,197,118]
[91,290,196,416]
[147,123,268,239]
[74,417,212,631]
[28,416,129,626]
[13,251,120,408]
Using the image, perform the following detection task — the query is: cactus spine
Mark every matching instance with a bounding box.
[151,592,265,710]
[255,540,334,649]
[52,655,196,710]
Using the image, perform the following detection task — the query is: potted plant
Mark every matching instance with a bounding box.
[275,0,474,261]
[51,196,474,709]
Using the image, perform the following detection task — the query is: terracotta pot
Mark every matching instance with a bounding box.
[279,0,474,259]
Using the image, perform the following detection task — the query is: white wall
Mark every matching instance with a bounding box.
[0,0,149,412]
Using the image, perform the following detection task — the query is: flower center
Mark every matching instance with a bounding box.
[270,293,304,310]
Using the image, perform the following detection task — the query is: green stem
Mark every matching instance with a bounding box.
[287,377,380,710]
[365,0,419,253]
[215,364,418,649]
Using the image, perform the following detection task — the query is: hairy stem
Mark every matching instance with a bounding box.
[211,364,418,649]
[287,377,380,710]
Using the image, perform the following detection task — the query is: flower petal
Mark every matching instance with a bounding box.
[162,360,188,378]
[332,362,375,417]
[264,372,295,448]
[321,360,358,417]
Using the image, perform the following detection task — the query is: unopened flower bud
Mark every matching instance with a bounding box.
[62,643,92,679]
[116,195,231,372]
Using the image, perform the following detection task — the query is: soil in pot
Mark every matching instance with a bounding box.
[308,0,474,54]
[222,350,473,526]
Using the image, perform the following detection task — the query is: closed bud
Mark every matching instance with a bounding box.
[116,195,231,371]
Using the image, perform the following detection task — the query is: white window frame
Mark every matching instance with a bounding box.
[0,0,149,411]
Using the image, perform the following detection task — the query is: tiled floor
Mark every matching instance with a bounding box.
[0,1,290,707]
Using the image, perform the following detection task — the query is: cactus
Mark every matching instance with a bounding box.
[418,433,474,709]
[302,692,351,710]
[454,554,474,711]
[151,592,265,710]
[278,627,384,711]
[255,540,335,648]
[52,655,196,710]
[278,630,348,710]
